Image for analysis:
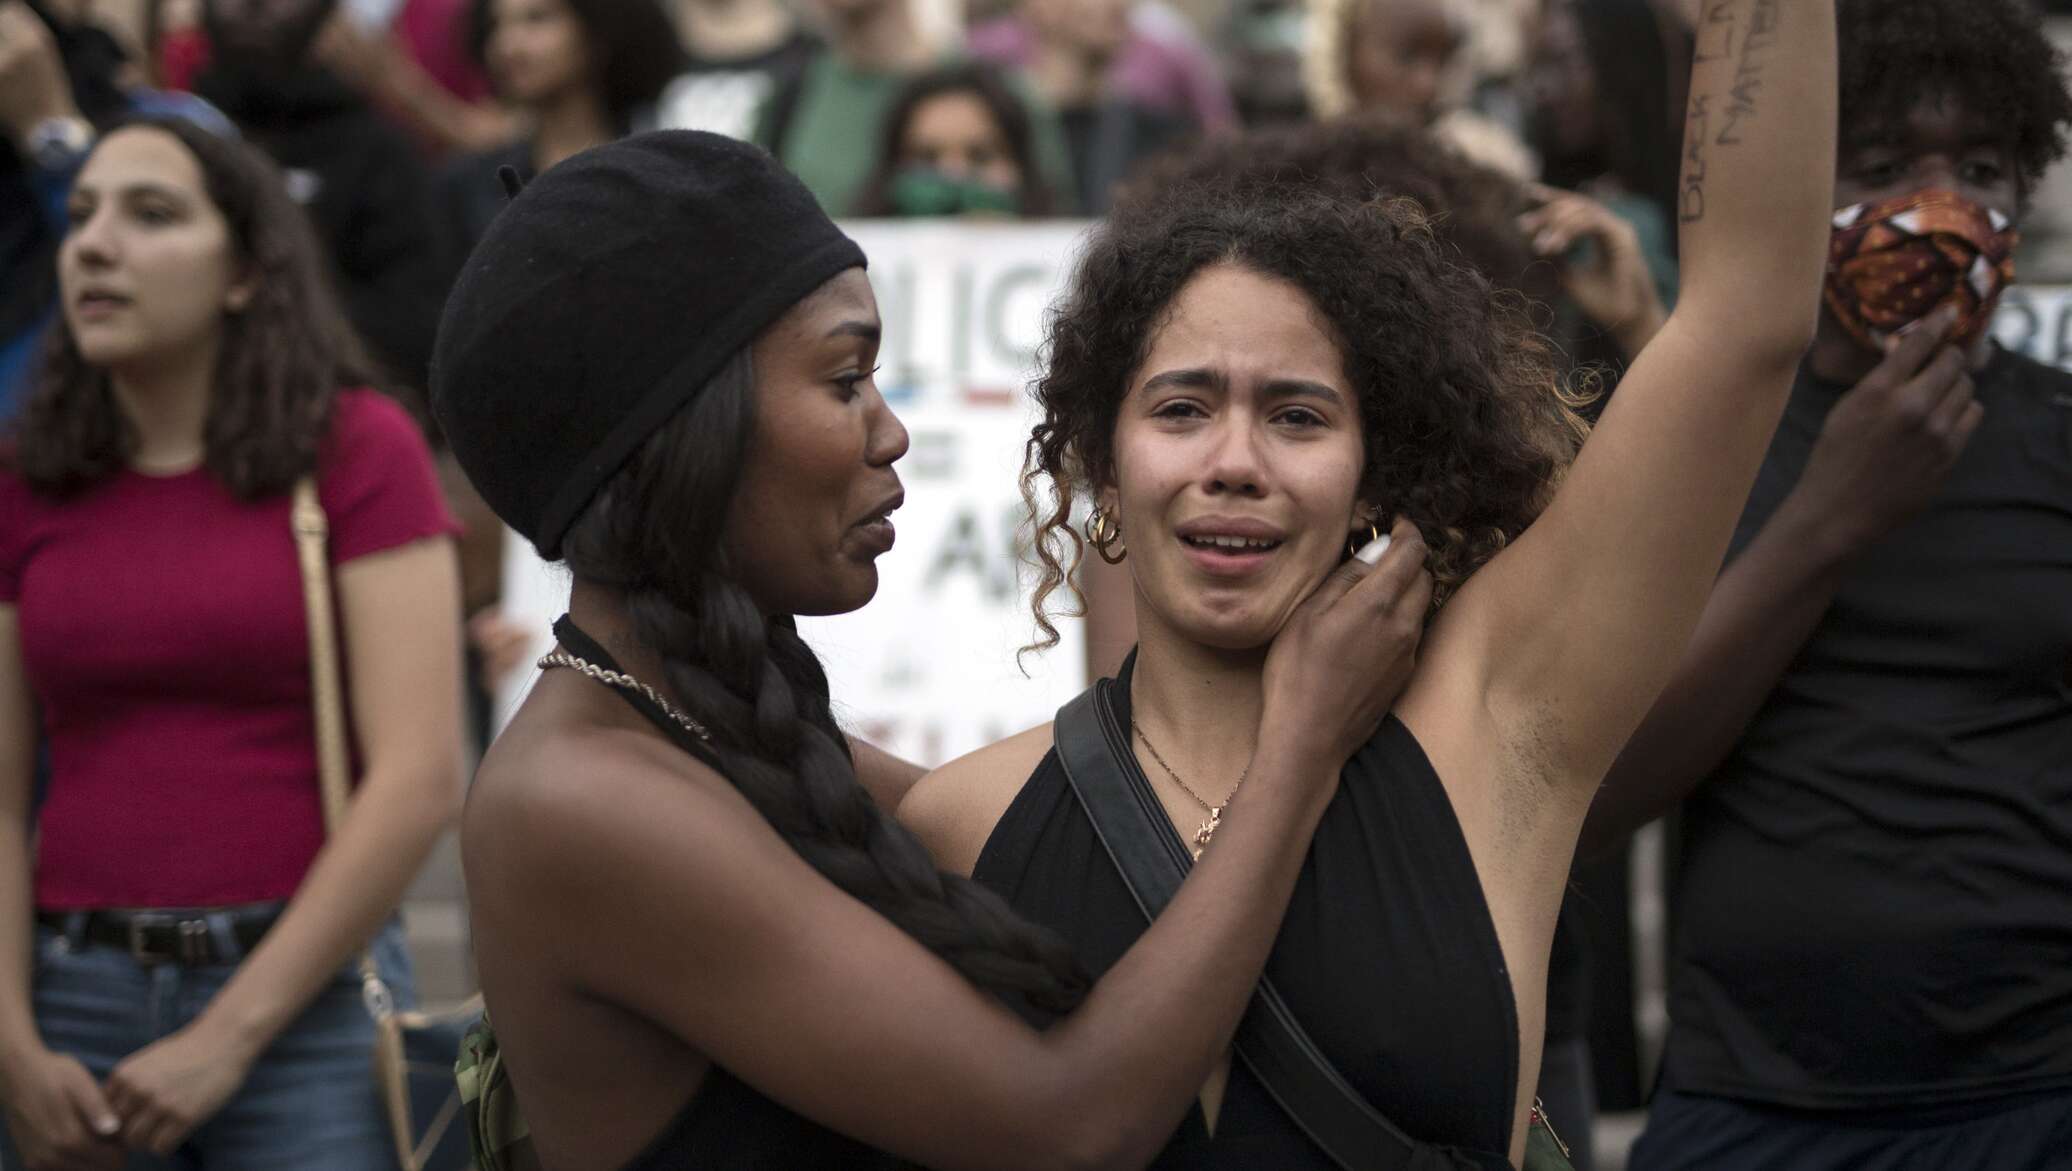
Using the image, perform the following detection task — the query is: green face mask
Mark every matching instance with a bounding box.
[887,168,1021,218]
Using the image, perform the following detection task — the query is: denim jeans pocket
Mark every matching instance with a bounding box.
[30,924,68,970]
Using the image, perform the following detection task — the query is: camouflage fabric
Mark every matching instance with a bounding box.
[455,1012,535,1171]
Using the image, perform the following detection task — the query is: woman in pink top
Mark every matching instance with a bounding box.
[0,117,462,1169]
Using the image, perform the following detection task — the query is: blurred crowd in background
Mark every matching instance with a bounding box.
[11,0,2072,408]
[2,0,1755,744]
[4,0,2072,1166]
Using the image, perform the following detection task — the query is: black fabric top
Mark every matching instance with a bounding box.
[197,67,446,392]
[654,30,822,140]
[551,617,900,1171]
[616,1067,898,1171]
[974,678,1520,1166]
[1665,346,2072,1108]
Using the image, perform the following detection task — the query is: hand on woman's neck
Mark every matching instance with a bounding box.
[111,334,219,474]
[1126,612,1272,774]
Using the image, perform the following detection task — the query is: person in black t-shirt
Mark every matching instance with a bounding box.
[1586,1,2072,1166]
[195,0,451,396]
[652,0,819,142]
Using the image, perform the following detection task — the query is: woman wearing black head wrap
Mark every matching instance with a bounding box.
[432,130,1434,1170]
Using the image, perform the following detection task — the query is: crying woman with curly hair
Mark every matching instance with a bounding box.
[899,2,1840,1166]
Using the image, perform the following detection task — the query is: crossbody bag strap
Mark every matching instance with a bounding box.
[290,479,389,1001]
[1053,682,1490,1171]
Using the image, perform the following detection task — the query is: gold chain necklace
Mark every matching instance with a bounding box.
[538,651,713,743]
[1131,718,1249,860]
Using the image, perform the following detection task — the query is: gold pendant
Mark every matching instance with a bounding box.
[1192,806,1223,860]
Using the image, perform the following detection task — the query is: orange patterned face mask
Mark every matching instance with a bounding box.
[1825,189,2018,351]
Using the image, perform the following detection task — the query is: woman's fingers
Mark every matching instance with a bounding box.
[1523,194,1636,267]
[1396,560,1436,622]
[54,1059,119,1142]
[1297,519,1426,627]
[1347,519,1430,613]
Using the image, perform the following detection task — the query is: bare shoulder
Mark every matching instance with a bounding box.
[462,707,778,927]
[896,722,1055,877]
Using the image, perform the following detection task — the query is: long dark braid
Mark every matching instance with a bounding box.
[561,351,1089,1015]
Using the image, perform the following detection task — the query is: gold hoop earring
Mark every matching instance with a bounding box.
[1085,507,1127,564]
[1347,522,1382,558]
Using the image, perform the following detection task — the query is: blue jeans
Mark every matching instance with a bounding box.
[1,916,414,1170]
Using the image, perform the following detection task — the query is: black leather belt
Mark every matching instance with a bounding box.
[37,905,284,966]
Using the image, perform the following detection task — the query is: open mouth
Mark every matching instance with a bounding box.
[1178,530,1285,579]
[1181,534,1283,553]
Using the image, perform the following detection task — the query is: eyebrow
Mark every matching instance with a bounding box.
[1139,367,1346,405]
[826,321,882,343]
[70,181,192,204]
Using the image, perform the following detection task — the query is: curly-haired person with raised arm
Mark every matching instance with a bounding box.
[898,1,1837,1166]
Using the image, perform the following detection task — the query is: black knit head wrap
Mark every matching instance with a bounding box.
[431,131,867,558]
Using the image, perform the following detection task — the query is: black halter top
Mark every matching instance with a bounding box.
[973,659,1522,1167]
[553,617,902,1171]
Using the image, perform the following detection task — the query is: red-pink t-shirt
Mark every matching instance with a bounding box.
[0,389,458,908]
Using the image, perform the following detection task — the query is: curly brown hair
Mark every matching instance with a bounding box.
[9,116,376,501]
[1118,115,1560,318]
[1022,171,1590,653]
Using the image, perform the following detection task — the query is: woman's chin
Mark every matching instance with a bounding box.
[787,567,879,618]
[1170,608,1284,653]
[70,332,146,369]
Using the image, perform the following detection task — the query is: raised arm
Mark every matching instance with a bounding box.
[1579,307,1979,855]
[1420,0,1838,780]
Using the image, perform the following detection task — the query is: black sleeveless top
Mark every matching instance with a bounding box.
[553,618,902,1171]
[973,671,1521,1167]
[616,1068,898,1171]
